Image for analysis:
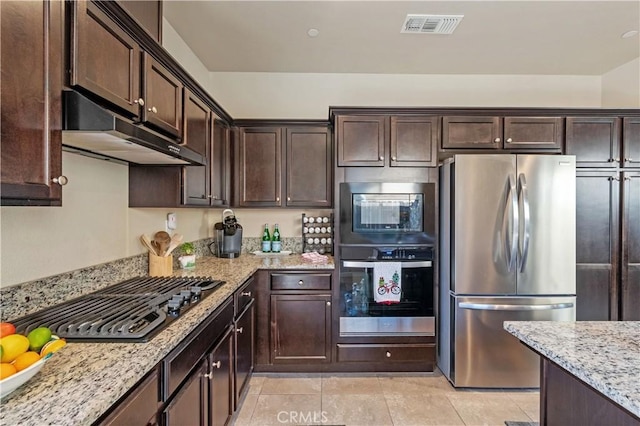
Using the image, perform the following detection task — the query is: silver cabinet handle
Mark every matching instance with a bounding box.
[506,137,513,143]
[626,158,633,162]
[379,156,384,161]
[204,372,212,379]
[241,291,252,297]
[212,361,221,369]
[236,327,244,334]
[494,138,501,143]
[342,261,432,268]
[287,196,291,201]
[609,158,620,163]
[52,176,68,186]
[326,301,331,306]
[147,106,158,114]
[459,302,574,311]
[134,98,145,106]
[276,197,280,202]
[386,351,391,358]
[298,280,304,286]
[609,176,621,181]
[391,156,397,161]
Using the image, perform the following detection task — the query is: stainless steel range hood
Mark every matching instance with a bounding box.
[62,90,205,166]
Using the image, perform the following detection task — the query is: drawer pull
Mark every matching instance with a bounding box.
[506,137,513,143]
[236,327,244,334]
[326,301,331,306]
[386,351,391,358]
[204,372,213,379]
[298,280,304,286]
[212,361,221,369]
[241,291,252,297]
[494,138,501,143]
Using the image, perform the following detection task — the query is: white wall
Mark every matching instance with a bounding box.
[209,72,603,119]
[601,58,640,107]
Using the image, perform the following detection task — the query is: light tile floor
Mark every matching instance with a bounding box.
[233,370,539,426]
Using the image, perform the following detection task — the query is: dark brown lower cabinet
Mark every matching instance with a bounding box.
[163,361,207,426]
[234,300,255,408]
[208,328,233,426]
[97,368,160,426]
[270,293,332,364]
[541,358,640,426]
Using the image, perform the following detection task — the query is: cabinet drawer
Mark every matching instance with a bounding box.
[271,272,331,290]
[163,299,233,399]
[337,344,435,363]
[234,276,256,316]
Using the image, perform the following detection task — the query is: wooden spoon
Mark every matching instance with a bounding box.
[164,233,184,257]
[140,235,158,255]
[153,231,171,256]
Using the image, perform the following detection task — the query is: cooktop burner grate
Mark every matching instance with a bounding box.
[10,276,225,342]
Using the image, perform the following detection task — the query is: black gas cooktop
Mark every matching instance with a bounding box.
[10,276,225,342]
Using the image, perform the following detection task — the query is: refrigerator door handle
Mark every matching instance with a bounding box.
[459,302,574,311]
[518,173,531,272]
[506,174,519,271]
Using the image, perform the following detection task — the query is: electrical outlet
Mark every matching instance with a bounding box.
[167,212,177,232]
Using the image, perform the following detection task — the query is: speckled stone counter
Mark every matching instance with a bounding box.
[0,254,333,426]
[504,321,640,418]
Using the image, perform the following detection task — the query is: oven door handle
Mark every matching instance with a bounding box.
[342,261,432,268]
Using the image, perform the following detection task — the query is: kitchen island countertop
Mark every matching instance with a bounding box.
[0,254,333,426]
[504,321,640,418]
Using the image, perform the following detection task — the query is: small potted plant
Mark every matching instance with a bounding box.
[178,242,196,269]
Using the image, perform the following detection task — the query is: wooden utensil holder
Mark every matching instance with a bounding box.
[149,253,173,277]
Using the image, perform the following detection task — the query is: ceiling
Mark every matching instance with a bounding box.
[163,1,640,76]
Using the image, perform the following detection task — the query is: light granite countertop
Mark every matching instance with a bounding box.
[0,254,333,426]
[504,321,640,418]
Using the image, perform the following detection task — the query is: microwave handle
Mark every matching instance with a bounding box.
[342,261,432,268]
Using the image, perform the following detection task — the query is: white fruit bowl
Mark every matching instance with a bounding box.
[0,354,50,399]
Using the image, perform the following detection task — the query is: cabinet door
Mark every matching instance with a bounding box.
[390,116,439,167]
[286,127,332,207]
[183,89,211,205]
[442,116,502,149]
[566,117,621,168]
[1,0,63,205]
[336,115,386,166]
[623,117,640,168]
[118,0,162,43]
[234,301,255,409]
[237,127,283,207]
[99,368,159,426]
[70,0,141,117]
[503,117,563,150]
[209,328,233,426]
[142,53,183,138]
[270,294,331,364]
[211,120,231,206]
[163,360,206,426]
[621,171,640,321]
[575,171,619,321]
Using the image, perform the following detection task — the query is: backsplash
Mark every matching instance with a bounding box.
[0,237,303,320]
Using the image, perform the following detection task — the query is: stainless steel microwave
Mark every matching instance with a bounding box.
[339,182,436,245]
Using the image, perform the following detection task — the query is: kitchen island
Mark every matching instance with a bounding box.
[0,254,333,426]
[505,321,640,426]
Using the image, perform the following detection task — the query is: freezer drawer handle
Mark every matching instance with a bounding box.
[458,302,574,311]
[342,261,432,269]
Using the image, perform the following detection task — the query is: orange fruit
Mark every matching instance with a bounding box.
[0,363,17,380]
[13,351,41,371]
[0,334,29,363]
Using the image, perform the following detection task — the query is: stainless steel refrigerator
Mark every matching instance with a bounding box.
[438,154,576,388]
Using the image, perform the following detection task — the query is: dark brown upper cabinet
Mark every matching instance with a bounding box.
[142,53,183,138]
[286,127,332,207]
[442,116,563,150]
[336,115,386,166]
[117,0,162,43]
[182,89,210,206]
[211,120,231,207]
[390,116,439,167]
[566,117,621,167]
[236,127,284,207]
[623,117,640,168]
[70,0,142,117]
[1,0,64,206]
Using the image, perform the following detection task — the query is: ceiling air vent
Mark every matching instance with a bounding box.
[401,14,464,34]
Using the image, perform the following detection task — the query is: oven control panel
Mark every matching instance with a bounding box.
[341,245,433,261]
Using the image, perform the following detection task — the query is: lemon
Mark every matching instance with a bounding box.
[13,351,40,371]
[40,338,66,357]
[27,327,52,352]
[0,334,29,363]
[0,363,17,380]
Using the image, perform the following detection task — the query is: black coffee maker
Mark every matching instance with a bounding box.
[210,209,243,258]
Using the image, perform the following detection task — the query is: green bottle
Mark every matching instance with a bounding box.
[261,223,271,252]
[271,223,281,253]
